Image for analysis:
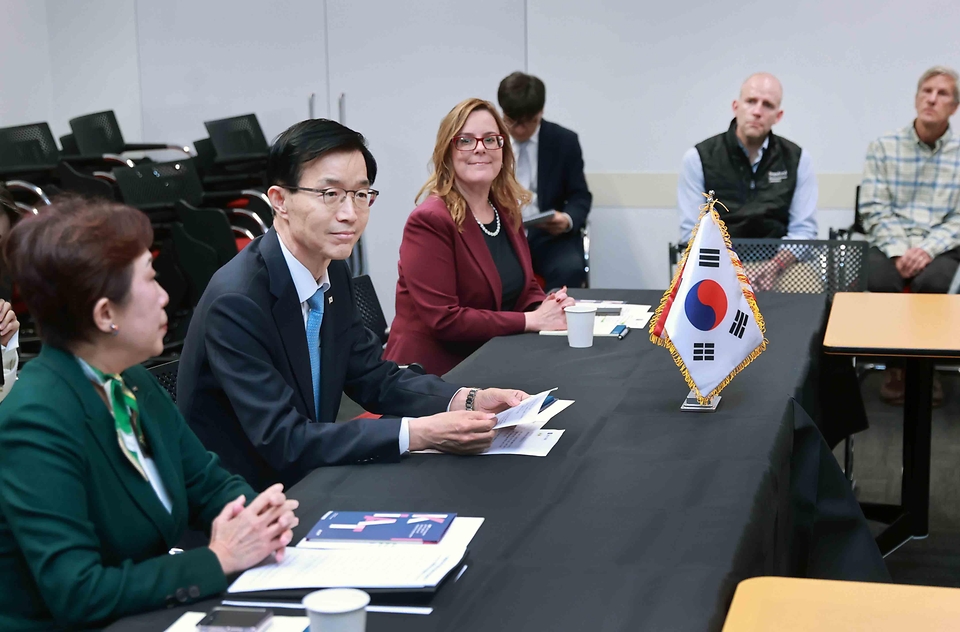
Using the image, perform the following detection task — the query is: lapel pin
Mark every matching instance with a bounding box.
[328,296,334,304]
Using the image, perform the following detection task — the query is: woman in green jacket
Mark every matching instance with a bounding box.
[0,197,300,630]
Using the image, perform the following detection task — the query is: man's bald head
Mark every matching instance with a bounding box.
[733,73,785,149]
[739,73,783,105]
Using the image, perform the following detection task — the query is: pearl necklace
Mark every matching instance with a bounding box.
[475,201,501,237]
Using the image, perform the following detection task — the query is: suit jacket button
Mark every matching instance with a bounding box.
[189,585,200,598]
[176,587,188,602]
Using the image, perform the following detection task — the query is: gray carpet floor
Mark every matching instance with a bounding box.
[836,370,960,587]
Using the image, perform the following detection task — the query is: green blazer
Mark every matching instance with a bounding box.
[0,346,256,631]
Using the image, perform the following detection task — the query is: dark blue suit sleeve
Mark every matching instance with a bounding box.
[339,272,461,416]
[561,132,592,233]
[204,291,402,476]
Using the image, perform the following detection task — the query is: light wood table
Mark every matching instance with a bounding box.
[722,576,960,631]
[824,293,960,555]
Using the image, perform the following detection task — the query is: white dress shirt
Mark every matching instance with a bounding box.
[276,231,417,454]
[0,330,19,403]
[514,124,574,232]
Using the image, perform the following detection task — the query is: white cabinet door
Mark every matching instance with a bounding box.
[136,0,328,148]
[326,0,525,323]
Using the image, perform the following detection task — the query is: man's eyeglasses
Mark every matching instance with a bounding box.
[285,186,379,208]
[451,135,505,152]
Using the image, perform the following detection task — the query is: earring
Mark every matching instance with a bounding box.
[109,323,120,336]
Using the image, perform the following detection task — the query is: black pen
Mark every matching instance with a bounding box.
[618,327,631,340]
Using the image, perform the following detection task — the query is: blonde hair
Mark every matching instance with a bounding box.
[917,66,960,103]
[416,98,531,231]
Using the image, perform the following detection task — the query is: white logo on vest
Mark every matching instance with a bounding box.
[768,170,788,184]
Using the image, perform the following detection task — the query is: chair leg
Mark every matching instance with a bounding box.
[844,434,856,490]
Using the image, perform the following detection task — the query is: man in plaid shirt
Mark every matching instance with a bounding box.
[860,65,960,404]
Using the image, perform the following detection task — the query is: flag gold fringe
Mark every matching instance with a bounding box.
[648,194,768,404]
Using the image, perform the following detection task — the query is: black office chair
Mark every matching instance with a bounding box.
[113,159,271,233]
[56,161,116,200]
[204,114,269,164]
[147,359,179,403]
[176,200,256,267]
[353,274,389,347]
[69,110,191,160]
[829,186,865,240]
[0,123,61,209]
[59,133,80,156]
[171,223,220,307]
[155,240,190,339]
[668,238,869,299]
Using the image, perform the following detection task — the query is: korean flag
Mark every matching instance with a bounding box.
[650,204,766,403]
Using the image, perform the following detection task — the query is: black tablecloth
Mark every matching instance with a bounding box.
[108,290,886,632]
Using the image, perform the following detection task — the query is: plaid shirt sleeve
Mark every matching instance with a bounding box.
[918,205,960,258]
[859,139,911,258]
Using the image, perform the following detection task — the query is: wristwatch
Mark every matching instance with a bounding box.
[465,388,480,411]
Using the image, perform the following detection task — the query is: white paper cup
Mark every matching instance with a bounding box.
[564,304,597,348]
[302,588,370,632]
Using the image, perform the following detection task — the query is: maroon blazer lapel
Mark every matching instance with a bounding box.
[459,216,503,310]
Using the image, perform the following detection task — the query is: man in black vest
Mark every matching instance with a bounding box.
[678,72,818,290]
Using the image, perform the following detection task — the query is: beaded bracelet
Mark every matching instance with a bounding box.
[465,388,480,411]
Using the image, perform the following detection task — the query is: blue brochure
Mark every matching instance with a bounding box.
[306,511,457,543]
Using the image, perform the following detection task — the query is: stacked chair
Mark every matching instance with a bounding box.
[109,158,271,359]
[0,110,280,369]
[194,113,269,191]
[63,109,192,164]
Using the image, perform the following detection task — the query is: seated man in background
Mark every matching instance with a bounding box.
[677,72,818,290]
[860,65,960,405]
[498,71,593,290]
[178,119,529,491]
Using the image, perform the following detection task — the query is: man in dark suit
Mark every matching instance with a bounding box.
[498,72,593,290]
[178,119,528,491]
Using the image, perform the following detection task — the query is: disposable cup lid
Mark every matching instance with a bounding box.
[302,588,370,614]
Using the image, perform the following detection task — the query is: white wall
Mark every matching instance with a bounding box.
[45,0,142,142]
[325,0,525,322]
[0,0,53,128]
[529,0,960,174]
[4,0,958,314]
[136,0,328,148]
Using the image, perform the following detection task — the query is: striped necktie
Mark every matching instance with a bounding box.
[306,288,325,419]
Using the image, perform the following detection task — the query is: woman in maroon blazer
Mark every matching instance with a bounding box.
[384,98,573,376]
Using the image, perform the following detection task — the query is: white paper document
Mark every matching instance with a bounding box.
[535,399,574,426]
[296,516,484,552]
[484,425,565,457]
[227,546,466,593]
[539,303,652,336]
[493,388,555,429]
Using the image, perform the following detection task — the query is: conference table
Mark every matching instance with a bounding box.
[824,293,960,556]
[109,289,886,632]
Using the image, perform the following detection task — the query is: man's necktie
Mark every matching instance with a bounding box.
[306,288,325,419]
[516,140,532,192]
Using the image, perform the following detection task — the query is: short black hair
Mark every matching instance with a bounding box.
[267,119,378,188]
[497,72,546,122]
